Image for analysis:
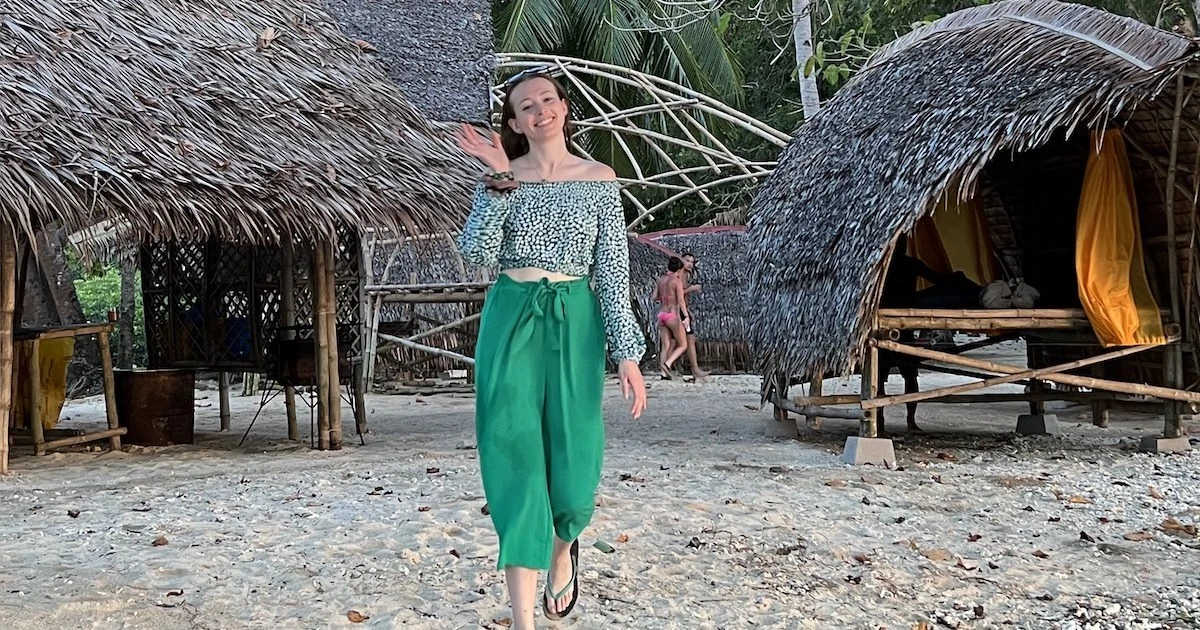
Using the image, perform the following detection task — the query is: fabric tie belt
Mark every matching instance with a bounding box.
[511,278,576,352]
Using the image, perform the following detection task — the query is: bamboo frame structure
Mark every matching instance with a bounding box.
[493,53,790,229]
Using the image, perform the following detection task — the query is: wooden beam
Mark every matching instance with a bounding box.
[863,341,1165,410]
[381,292,488,304]
[873,339,1200,404]
[1162,75,1187,439]
[281,246,299,440]
[41,427,127,451]
[878,316,1091,331]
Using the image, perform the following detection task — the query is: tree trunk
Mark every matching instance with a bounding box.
[792,0,821,119]
[34,224,101,396]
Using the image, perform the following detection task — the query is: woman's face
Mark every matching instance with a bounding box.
[506,77,568,142]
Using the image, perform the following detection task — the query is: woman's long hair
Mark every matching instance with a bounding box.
[499,72,576,160]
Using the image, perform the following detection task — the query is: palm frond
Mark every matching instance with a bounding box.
[496,0,569,52]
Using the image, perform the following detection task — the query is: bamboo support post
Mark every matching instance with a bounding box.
[281,246,299,440]
[96,330,122,451]
[365,294,383,391]
[860,343,880,437]
[1027,343,1047,415]
[323,241,342,450]
[1089,364,1109,428]
[313,244,331,450]
[862,342,1164,410]
[218,372,232,432]
[1162,75,1186,439]
[28,339,44,455]
[0,228,14,474]
[873,339,1200,404]
[353,360,367,440]
[806,378,825,428]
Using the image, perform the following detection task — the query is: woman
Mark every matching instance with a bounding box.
[653,256,689,378]
[455,72,647,629]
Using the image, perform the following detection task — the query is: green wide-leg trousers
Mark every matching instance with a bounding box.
[474,274,607,571]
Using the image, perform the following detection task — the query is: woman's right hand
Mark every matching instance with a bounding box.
[455,124,510,173]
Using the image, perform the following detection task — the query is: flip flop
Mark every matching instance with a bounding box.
[543,540,579,621]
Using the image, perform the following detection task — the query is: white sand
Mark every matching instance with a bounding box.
[1,356,1198,629]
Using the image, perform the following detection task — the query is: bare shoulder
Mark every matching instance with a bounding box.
[576,159,616,182]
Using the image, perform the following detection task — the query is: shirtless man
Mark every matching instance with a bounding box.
[679,252,709,379]
[654,257,690,379]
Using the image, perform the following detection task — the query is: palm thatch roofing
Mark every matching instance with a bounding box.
[630,227,752,370]
[2,0,478,249]
[744,0,1199,381]
[323,0,493,123]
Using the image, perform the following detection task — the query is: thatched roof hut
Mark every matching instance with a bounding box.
[630,227,751,371]
[323,0,493,123]
[4,0,478,249]
[0,0,483,466]
[745,0,1198,386]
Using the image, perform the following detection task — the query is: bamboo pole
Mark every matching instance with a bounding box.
[774,398,864,420]
[862,342,1165,410]
[408,312,482,343]
[324,241,342,450]
[96,329,122,451]
[877,316,1091,331]
[377,333,475,365]
[281,246,298,440]
[312,244,331,450]
[365,295,382,391]
[218,372,231,431]
[1162,75,1187,439]
[28,339,44,455]
[878,308,1087,318]
[0,227,15,474]
[873,339,1200,404]
[792,394,860,406]
[42,427,126,451]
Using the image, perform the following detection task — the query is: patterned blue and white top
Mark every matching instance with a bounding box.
[457,180,646,363]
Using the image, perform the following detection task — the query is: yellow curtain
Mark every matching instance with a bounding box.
[1075,129,1165,347]
[910,192,999,289]
[14,338,75,430]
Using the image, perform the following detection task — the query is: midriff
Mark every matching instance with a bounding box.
[501,267,583,283]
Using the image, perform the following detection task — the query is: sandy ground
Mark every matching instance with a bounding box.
[1,344,1198,629]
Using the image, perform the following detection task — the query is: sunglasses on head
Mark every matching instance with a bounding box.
[502,66,556,87]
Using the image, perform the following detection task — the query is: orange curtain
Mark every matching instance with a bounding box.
[1075,129,1165,347]
[910,192,999,289]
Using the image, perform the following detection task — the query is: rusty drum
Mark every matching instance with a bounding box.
[114,369,195,446]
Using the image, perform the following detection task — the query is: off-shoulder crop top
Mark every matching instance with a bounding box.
[457,180,646,363]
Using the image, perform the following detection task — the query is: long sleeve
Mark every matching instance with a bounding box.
[592,185,646,364]
[457,183,511,267]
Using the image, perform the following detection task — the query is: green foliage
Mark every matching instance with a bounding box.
[73,265,147,364]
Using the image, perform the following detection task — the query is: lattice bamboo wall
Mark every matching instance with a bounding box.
[141,227,363,371]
